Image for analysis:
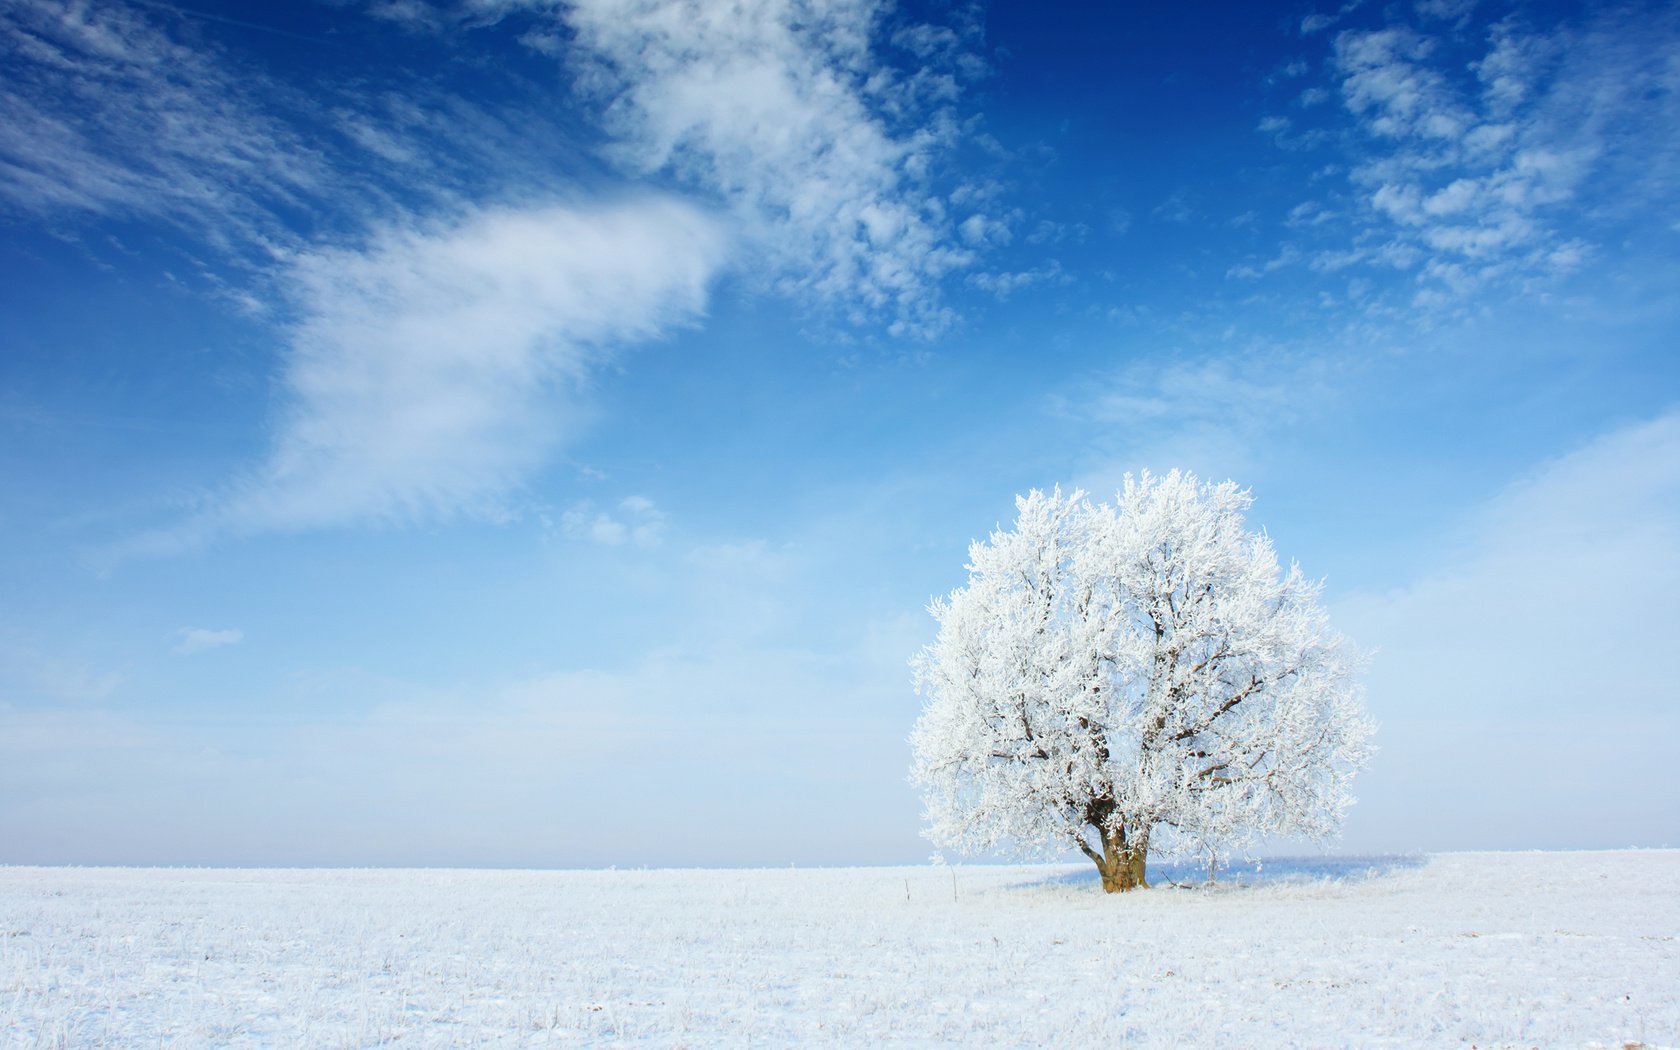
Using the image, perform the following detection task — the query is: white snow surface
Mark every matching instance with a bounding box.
[2,850,1674,1048]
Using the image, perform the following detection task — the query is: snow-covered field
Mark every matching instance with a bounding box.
[2,851,1674,1048]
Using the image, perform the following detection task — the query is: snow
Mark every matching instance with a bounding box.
[2,850,1675,1047]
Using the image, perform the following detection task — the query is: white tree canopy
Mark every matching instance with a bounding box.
[909,471,1374,891]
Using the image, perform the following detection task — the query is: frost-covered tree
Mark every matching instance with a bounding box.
[909,472,1373,893]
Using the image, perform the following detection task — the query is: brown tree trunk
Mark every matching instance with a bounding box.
[1092,822,1149,893]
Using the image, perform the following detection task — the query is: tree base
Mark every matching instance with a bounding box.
[1097,851,1149,892]
[1086,822,1149,892]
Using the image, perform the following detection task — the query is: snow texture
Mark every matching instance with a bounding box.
[2,850,1675,1047]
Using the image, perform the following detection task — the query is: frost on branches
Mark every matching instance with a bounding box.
[909,471,1374,893]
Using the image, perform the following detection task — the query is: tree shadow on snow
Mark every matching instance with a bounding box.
[1016,853,1428,892]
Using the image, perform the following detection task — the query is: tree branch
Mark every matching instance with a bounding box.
[1074,831,1104,867]
[1171,670,1291,742]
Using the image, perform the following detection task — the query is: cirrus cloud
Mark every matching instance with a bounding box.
[119,195,725,553]
[172,628,244,656]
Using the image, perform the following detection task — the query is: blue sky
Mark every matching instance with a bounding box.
[2,0,1676,867]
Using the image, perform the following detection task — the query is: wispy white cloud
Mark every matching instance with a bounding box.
[1346,10,1675,293]
[1262,2,1680,313]
[172,627,243,656]
[1227,244,1303,280]
[1328,20,1594,297]
[1052,348,1351,490]
[1152,188,1197,224]
[0,0,320,239]
[0,0,599,257]
[228,196,721,533]
[555,0,984,335]
[117,197,723,549]
[1024,219,1089,245]
[1413,0,1478,25]
[1077,352,1334,431]
[965,261,1064,300]
[1301,13,1338,36]
[1300,0,1371,37]
[559,495,667,547]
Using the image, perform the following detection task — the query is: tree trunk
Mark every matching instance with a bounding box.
[1093,822,1149,893]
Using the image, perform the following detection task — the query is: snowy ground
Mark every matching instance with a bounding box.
[1,851,1674,1048]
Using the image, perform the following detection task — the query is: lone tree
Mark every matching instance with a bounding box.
[909,471,1373,893]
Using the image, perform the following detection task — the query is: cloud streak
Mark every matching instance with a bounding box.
[0,0,320,239]
[124,196,724,547]
[558,495,667,547]
[0,0,599,256]
[172,628,243,656]
[1052,345,1353,492]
